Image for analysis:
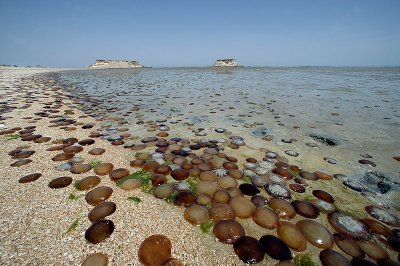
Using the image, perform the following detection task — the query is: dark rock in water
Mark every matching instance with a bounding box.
[361,154,373,159]
[285,150,299,157]
[333,174,348,181]
[343,180,365,192]
[377,259,400,266]
[213,220,245,244]
[324,157,338,164]
[239,183,260,196]
[250,127,271,138]
[259,235,292,261]
[296,220,334,249]
[319,249,350,266]
[264,183,291,199]
[358,159,376,167]
[251,195,268,207]
[351,258,378,266]
[233,236,265,264]
[313,190,335,203]
[292,200,320,219]
[359,171,393,194]
[306,142,319,148]
[392,229,400,238]
[377,182,391,194]
[215,128,226,133]
[333,233,365,258]
[310,134,338,146]
[85,220,114,244]
[365,205,400,226]
[328,212,371,240]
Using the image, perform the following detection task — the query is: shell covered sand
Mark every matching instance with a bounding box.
[0,68,399,265]
[0,69,241,265]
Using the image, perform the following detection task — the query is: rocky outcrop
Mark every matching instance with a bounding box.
[88,60,144,69]
[213,59,239,67]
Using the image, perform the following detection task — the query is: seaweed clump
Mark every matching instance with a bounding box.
[294,253,318,266]
[116,170,153,193]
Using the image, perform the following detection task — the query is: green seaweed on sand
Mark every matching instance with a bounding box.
[68,193,85,200]
[68,189,85,200]
[242,176,252,183]
[200,220,214,234]
[67,218,79,233]
[334,203,365,219]
[88,159,102,168]
[5,133,21,140]
[162,160,172,166]
[294,253,318,266]
[165,191,179,205]
[289,170,300,178]
[116,170,153,193]
[144,157,155,163]
[186,177,197,195]
[298,194,314,202]
[127,196,141,204]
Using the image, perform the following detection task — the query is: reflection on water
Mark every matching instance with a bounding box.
[56,67,400,174]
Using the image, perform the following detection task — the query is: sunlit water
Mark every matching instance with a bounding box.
[56,67,399,147]
[54,67,400,207]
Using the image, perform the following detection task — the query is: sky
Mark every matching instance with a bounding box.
[0,0,399,67]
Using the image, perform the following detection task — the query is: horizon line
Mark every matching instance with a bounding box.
[2,64,400,69]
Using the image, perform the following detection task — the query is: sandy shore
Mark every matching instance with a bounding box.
[0,68,398,265]
[0,68,244,265]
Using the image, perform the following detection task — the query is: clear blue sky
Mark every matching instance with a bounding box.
[1,0,399,67]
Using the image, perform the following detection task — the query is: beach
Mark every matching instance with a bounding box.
[0,67,399,265]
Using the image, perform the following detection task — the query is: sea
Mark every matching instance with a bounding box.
[53,67,400,207]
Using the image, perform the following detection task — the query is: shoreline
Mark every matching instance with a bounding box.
[0,69,242,265]
[0,68,398,265]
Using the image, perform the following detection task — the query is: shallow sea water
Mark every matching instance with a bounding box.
[55,67,400,206]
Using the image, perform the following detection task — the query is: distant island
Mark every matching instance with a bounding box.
[88,60,144,69]
[213,59,239,67]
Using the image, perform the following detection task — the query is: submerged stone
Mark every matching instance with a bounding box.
[213,220,245,244]
[259,235,292,261]
[319,249,350,266]
[233,236,265,264]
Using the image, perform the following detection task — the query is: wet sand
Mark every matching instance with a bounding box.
[0,68,399,265]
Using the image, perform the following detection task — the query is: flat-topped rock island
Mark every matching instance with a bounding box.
[213,59,239,67]
[88,60,144,69]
